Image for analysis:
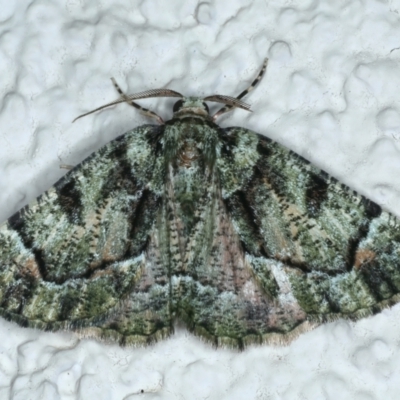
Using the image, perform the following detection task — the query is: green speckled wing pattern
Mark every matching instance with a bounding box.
[218,128,400,342]
[2,58,400,348]
[0,125,172,345]
[1,113,400,348]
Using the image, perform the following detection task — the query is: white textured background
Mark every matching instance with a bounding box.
[1,1,400,399]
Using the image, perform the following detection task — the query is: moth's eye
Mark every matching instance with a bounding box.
[202,102,209,113]
[173,100,184,113]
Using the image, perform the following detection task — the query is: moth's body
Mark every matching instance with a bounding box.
[165,109,218,232]
[165,117,216,264]
[1,60,400,348]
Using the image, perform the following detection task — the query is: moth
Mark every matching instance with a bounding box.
[1,59,399,349]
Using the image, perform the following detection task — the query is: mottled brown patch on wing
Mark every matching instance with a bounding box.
[354,248,376,269]
[20,257,42,279]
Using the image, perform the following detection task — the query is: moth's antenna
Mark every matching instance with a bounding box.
[203,95,251,111]
[72,79,184,124]
[211,58,268,121]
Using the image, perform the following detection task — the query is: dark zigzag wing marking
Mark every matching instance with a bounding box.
[0,124,172,343]
[218,127,400,321]
[56,179,83,223]
[219,127,383,271]
[6,127,159,282]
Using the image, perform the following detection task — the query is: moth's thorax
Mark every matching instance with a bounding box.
[177,139,199,167]
[163,116,220,167]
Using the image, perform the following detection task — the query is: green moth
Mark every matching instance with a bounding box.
[1,59,398,349]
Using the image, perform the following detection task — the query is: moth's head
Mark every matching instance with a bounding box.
[72,58,267,125]
[171,95,252,121]
[172,97,210,118]
[72,82,254,125]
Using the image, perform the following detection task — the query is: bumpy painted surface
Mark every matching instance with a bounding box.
[4,0,400,398]
[2,97,400,349]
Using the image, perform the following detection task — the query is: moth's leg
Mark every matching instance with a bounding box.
[59,164,74,170]
[111,78,164,124]
[212,58,268,121]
